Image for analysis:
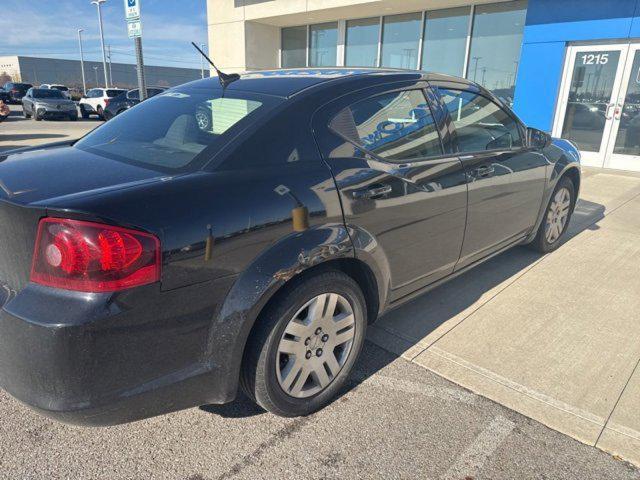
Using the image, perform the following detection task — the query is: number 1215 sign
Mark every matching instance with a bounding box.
[125,0,141,21]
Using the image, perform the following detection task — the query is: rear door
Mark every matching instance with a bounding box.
[431,83,548,268]
[313,82,468,301]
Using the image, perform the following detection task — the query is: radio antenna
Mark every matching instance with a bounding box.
[191,42,240,89]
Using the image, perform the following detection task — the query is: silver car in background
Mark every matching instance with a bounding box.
[22,88,78,121]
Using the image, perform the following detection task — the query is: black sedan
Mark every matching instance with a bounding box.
[102,86,166,120]
[0,69,580,425]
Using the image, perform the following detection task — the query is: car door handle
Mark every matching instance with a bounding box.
[474,165,495,178]
[352,184,392,200]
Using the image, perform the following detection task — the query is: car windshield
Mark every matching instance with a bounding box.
[51,86,69,91]
[33,89,65,99]
[75,87,282,172]
[107,89,126,97]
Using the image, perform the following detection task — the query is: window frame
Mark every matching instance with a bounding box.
[431,85,527,156]
[328,86,447,165]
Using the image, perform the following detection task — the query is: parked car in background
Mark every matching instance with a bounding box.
[0,69,581,425]
[2,82,33,104]
[0,88,10,103]
[39,84,71,99]
[78,87,126,119]
[103,86,166,120]
[22,88,78,121]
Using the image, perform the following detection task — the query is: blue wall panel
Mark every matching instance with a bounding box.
[513,0,640,132]
[512,42,565,131]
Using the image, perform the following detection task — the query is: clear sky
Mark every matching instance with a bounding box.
[0,0,209,70]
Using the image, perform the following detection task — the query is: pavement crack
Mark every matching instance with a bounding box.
[216,416,312,480]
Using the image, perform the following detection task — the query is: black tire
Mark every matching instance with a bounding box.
[97,105,104,120]
[69,113,78,121]
[34,110,41,121]
[527,176,575,253]
[23,107,30,119]
[240,270,367,417]
[80,105,90,119]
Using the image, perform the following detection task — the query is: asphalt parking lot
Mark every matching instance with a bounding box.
[0,104,100,152]
[0,105,639,479]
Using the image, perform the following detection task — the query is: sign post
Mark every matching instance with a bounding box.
[124,0,147,100]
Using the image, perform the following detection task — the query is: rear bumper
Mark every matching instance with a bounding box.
[0,282,238,426]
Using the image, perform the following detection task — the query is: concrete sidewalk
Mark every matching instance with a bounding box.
[369,168,640,465]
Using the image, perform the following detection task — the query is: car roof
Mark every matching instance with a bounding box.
[181,68,475,98]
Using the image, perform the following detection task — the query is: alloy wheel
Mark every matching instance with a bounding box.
[545,187,571,244]
[276,293,356,399]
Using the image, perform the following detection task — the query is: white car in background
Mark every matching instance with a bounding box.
[78,87,126,119]
[39,84,71,99]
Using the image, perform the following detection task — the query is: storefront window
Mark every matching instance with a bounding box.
[345,17,380,67]
[467,0,527,105]
[309,22,338,67]
[281,26,307,68]
[380,13,422,69]
[421,7,470,76]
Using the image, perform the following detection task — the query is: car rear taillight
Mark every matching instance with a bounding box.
[31,218,161,292]
[104,99,110,108]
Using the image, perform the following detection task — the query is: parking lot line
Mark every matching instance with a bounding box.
[441,415,515,480]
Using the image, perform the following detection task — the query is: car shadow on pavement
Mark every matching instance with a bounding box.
[201,198,605,419]
[200,393,266,418]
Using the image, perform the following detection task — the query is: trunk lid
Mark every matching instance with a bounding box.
[0,146,169,206]
[0,146,170,293]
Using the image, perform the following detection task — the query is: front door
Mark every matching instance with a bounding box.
[433,85,548,268]
[554,43,640,171]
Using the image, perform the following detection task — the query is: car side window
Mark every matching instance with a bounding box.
[127,90,140,100]
[331,89,443,162]
[437,88,523,153]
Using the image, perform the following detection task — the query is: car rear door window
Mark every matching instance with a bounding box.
[437,88,523,153]
[331,89,442,162]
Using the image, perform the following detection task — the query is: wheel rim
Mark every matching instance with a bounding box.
[276,293,356,399]
[545,187,571,244]
[195,111,209,130]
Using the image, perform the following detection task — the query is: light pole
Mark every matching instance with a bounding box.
[93,66,99,87]
[472,56,482,82]
[107,44,113,86]
[91,0,110,88]
[77,29,87,95]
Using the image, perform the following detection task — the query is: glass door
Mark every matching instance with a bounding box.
[606,44,640,170]
[553,44,628,167]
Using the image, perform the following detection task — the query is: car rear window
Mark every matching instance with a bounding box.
[107,89,126,97]
[75,87,282,172]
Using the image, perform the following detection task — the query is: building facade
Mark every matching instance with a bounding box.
[0,56,206,91]
[207,0,640,171]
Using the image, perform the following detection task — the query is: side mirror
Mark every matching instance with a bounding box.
[527,127,551,149]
